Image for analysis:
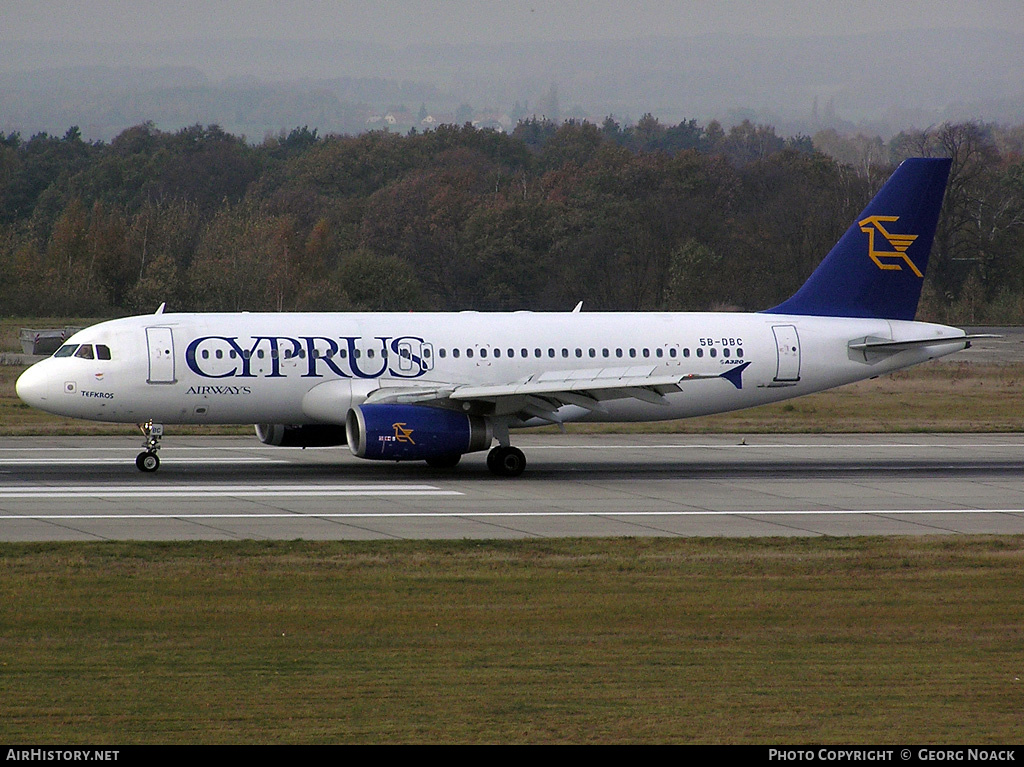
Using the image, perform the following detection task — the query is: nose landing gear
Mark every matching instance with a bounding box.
[136,421,163,472]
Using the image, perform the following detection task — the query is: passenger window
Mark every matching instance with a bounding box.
[710,348,717,358]
[494,348,501,358]
[723,348,730,358]
[439,348,447,358]
[737,348,744,358]
[696,348,704,358]
[589,348,596,358]
[480,348,487,358]
[548,348,555,358]
[96,344,111,360]
[453,348,460,358]
[467,348,474,358]
[74,345,94,359]
[54,344,78,358]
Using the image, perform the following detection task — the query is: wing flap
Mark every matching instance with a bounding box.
[450,371,705,401]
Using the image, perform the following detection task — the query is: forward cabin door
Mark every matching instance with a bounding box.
[146,326,176,384]
[772,324,801,382]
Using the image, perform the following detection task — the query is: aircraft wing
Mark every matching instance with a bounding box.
[362,362,751,423]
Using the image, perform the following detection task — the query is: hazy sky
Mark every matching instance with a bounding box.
[4,0,1024,44]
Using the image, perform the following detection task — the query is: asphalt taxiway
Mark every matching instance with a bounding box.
[1,433,1024,541]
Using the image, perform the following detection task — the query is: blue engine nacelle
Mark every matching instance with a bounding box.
[346,404,492,462]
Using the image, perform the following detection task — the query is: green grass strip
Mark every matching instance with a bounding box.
[1,537,1022,743]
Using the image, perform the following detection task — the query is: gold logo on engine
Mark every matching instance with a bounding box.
[392,423,415,444]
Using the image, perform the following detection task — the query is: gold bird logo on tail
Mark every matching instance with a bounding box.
[859,215,922,277]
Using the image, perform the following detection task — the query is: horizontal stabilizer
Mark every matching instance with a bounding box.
[848,334,999,353]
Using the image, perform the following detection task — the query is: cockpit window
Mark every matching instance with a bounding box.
[53,343,111,360]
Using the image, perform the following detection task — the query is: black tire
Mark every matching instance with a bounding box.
[487,446,526,477]
[136,451,160,472]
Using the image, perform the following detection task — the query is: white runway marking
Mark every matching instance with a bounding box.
[0,458,290,465]
[0,447,321,452]
[0,484,462,499]
[1,509,1021,521]
[525,442,1024,449]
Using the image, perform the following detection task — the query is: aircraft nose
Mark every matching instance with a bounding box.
[15,363,50,409]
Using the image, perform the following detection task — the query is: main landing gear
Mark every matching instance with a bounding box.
[486,445,526,477]
[136,421,163,472]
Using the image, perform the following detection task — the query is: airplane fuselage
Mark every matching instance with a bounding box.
[16,310,968,427]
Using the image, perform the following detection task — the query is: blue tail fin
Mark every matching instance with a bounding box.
[764,157,951,321]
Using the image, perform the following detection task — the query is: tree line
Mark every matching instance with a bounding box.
[1,118,1022,323]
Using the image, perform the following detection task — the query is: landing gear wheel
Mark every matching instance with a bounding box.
[136,421,164,472]
[136,451,160,472]
[426,453,462,469]
[487,446,526,477]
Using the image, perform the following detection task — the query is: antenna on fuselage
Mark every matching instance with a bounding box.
[155,302,166,315]
[571,301,583,313]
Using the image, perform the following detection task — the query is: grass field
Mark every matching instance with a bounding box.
[1,537,1022,744]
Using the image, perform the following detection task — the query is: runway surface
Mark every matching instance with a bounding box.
[2,433,1024,541]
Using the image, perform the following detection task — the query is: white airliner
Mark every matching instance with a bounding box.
[16,158,986,476]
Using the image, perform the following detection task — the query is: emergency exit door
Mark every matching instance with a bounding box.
[146,326,176,384]
[772,325,801,382]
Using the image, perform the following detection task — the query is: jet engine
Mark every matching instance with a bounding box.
[345,404,492,463]
[254,423,348,447]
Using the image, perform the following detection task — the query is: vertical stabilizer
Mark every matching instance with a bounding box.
[765,157,951,320]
